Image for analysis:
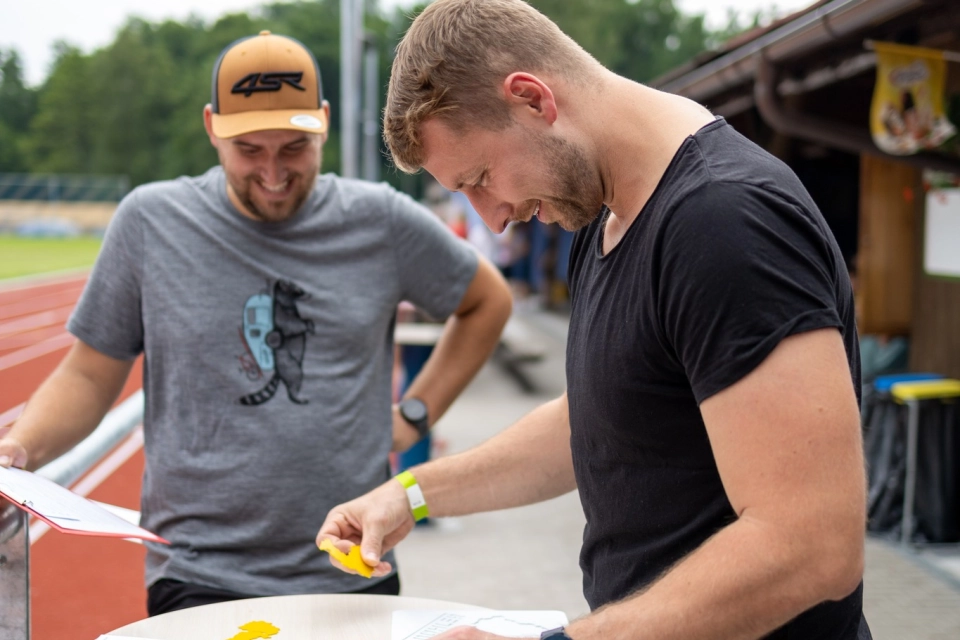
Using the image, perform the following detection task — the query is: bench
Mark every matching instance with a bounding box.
[394,315,546,393]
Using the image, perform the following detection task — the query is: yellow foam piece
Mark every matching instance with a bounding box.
[228,620,280,640]
[891,379,960,402]
[319,539,374,578]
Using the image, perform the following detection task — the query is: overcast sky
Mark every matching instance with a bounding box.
[1,0,816,87]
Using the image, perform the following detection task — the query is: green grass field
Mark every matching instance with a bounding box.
[0,235,103,280]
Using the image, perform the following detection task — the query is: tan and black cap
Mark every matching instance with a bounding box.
[210,31,328,138]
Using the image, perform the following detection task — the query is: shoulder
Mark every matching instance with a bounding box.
[326,175,445,228]
[665,178,825,249]
[125,168,220,210]
[689,122,818,212]
[323,175,403,210]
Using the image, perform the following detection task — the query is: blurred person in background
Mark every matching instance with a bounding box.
[319,1,870,639]
[0,31,511,616]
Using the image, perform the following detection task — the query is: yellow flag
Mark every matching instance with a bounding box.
[870,42,956,155]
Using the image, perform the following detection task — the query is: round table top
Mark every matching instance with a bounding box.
[107,593,486,640]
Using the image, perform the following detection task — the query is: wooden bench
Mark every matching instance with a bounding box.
[394,316,546,393]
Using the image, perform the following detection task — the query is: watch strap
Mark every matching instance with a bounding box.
[395,470,430,521]
[540,628,572,639]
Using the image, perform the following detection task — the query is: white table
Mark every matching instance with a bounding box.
[106,594,485,639]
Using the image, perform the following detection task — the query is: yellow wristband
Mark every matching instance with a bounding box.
[396,470,429,521]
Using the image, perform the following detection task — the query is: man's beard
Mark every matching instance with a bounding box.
[529,130,604,231]
[231,172,317,223]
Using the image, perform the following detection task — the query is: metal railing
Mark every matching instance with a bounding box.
[0,391,145,639]
[0,173,129,203]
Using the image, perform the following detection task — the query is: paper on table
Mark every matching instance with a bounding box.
[0,466,168,544]
[392,610,568,640]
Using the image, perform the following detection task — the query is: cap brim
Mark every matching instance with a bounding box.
[211,109,329,138]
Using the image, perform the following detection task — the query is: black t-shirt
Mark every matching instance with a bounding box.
[566,118,869,638]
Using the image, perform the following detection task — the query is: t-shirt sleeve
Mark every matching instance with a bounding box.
[657,181,843,404]
[386,187,479,320]
[66,191,145,360]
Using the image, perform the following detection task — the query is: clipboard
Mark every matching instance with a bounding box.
[0,466,168,544]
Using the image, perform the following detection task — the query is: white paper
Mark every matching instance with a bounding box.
[925,188,960,278]
[0,466,163,541]
[392,610,568,640]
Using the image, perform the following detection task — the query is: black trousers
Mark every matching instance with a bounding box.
[147,573,402,616]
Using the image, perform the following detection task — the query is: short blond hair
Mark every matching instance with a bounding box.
[384,0,597,173]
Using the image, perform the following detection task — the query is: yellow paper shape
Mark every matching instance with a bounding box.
[228,620,280,640]
[318,539,374,578]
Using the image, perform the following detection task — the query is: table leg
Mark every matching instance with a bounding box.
[902,400,920,546]
[0,506,29,639]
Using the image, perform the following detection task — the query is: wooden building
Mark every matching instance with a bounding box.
[654,0,960,377]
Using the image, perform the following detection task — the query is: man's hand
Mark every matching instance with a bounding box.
[316,476,415,577]
[391,405,421,452]
[0,434,28,469]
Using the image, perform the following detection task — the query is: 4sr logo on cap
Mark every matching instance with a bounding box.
[232,72,306,97]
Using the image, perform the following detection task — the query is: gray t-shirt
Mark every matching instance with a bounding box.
[67,167,478,595]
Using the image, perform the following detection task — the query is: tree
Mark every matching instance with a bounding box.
[0,49,38,171]
[13,0,755,190]
[23,43,97,174]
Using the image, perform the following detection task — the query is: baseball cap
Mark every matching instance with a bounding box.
[210,31,328,139]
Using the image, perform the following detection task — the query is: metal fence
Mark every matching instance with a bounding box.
[0,173,129,203]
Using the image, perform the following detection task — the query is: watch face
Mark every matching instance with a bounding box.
[401,398,428,423]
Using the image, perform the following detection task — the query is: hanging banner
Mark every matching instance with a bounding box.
[870,42,956,155]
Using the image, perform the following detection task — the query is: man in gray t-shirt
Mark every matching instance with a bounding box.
[0,32,511,615]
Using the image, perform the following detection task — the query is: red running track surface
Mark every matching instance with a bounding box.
[0,273,149,638]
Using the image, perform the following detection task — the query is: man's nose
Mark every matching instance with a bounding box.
[261,156,287,184]
[467,192,511,233]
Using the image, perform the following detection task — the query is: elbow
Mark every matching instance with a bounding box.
[480,275,514,333]
[495,285,514,326]
[810,523,865,601]
[822,546,864,601]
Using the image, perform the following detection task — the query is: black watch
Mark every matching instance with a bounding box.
[541,628,572,640]
[398,397,430,438]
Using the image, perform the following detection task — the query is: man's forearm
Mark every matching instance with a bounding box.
[405,284,511,422]
[5,345,133,470]
[567,515,863,640]
[412,395,576,516]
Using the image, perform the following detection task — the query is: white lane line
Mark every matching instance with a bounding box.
[29,426,145,544]
[0,332,75,372]
[0,290,81,321]
[0,304,74,336]
[0,403,25,429]
[0,270,88,294]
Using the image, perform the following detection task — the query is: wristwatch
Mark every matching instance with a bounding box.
[540,628,572,640]
[398,397,430,439]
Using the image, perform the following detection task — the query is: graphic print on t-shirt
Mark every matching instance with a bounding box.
[237,279,315,406]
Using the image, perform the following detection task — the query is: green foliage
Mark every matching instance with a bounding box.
[23,44,97,174]
[6,0,750,191]
[522,0,714,83]
[0,50,38,171]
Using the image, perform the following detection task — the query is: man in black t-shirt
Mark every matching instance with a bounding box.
[317,1,871,639]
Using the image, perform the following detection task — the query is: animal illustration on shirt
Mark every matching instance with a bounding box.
[238,279,315,405]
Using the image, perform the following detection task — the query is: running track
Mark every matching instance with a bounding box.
[0,273,147,639]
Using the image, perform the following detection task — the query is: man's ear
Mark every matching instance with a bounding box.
[502,73,558,125]
[202,104,219,149]
[321,100,332,144]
